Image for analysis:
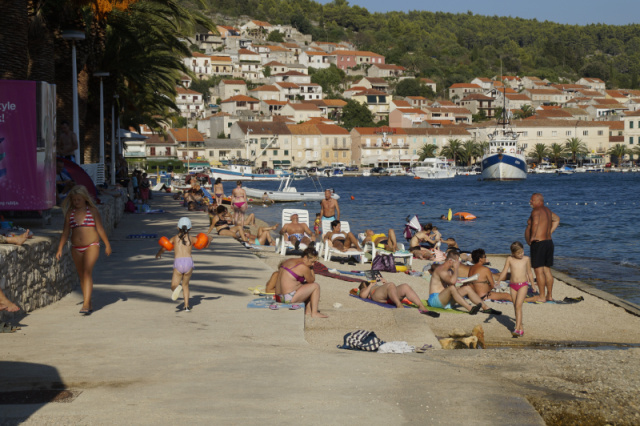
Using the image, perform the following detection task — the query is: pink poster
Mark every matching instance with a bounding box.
[0,80,56,210]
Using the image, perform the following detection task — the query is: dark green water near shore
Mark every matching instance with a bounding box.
[246,172,640,305]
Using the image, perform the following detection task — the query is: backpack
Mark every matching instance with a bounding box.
[124,199,136,213]
[371,254,396,272]
[340,330,383,351]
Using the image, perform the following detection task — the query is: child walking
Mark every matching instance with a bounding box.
[497,241,535,337]
[156,217,197,311]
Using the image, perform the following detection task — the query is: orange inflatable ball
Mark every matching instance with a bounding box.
[350,195,355,200]
[158,236,174,251]
[194,233,208,249]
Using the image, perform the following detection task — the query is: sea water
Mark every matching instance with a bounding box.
[244,173,640,305]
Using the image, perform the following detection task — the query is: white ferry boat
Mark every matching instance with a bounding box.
[412,157,456,179]
[481,128,527,181]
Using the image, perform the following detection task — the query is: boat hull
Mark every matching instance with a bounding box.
[243,187,339,203]
[481,153,527,181]
[210,167,290,181]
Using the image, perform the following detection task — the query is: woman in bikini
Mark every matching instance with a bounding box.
[231,180,248,228]
[358,276,438,317]
[213,178,224,207]
[323,220,361,252]
[207,205,248,242]
[362,228,399,252]
[243,224,279,246]
[56,185,112,314]
[467,249,511,302]
[274,248,327,318]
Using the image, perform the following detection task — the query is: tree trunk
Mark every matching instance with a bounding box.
[0,0,29,79]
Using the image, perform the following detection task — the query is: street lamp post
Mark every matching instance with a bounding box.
[111,94,119,185]
[94,72,109,167]
[61,30,85,164]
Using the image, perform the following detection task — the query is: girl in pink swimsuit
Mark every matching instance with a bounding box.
[497,241,535,337]
[56,185,112,314]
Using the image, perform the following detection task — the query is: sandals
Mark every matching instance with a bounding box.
[269,304,279,310]
[419,309,440,318]
[512,329,524,338]
[289,304,302,310]
[469,303,482,315]
[0,322,21,333]
[482,308,502,315]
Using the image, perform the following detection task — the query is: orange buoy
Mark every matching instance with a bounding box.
[414,176,420,179]
[453,212,477,221]
[194,232,208,249]
[351,195,355,200]
[421,201,425,205]
[158,236,174,251]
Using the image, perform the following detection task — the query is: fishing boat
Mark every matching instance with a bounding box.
[412,157,456,179]
[243,176,339,203]
[209,164,291,181]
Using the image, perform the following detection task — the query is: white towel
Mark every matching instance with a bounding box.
[377,341,415,354]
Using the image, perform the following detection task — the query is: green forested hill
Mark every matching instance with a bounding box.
[197,0,640,90]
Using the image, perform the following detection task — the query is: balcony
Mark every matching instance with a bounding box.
[124,151,146,158]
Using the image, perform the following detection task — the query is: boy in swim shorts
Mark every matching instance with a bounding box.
[156,217,201,311]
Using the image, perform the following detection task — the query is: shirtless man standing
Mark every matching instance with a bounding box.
[231,180,248,228]
[428,251,501,315]
[525,193,560,302]
[57,120,78,162]
[320,189,340,222]
[280,214,314,251]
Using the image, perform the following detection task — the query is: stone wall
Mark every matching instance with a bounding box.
[0,193,124,322]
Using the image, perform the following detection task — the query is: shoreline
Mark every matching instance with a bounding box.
[252,216,640,424]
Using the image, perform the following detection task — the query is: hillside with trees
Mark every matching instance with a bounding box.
[199,0,640,92]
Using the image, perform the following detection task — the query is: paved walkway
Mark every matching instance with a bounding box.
[1,193,543,425]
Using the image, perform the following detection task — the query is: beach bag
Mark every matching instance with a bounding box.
[341,330,383,351]
[124,199,136,213]
[372,254,396,272]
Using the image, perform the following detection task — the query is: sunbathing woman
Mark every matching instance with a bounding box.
[56,185,112,314]
[274,248,327,318]
[207,205,248,242]
[323,220,361,252]
[467,249,511,301]
[358,276,439,317]
[363,228,399,252]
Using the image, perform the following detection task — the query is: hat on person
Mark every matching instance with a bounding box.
[177,217,192,230]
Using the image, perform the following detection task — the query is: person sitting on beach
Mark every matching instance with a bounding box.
[428,251,501,315]
[0,230,30,247]
[323,220,361,252]
[262,192,273,206]
[280,214,314,251]
[409,226,436,260]
[244,224,278,246]
[184,182,204,207]
[467,249,511,302]
[358,276,439,317]
[274,248,327,318]
[207,205,248,242]
[362,228,399,253]
[0,288,20,312]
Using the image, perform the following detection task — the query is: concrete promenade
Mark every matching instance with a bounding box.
[0,193,543,425]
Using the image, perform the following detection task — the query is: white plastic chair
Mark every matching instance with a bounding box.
[321,220,367,264]
[359,233,413,267]
[277,209,311,255]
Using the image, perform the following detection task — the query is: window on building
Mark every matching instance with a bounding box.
[552,131,557,137]
[566,130,572,136]
[537,131,543,137]
[583,130,589,136]
[150,147,156,155]
[325,152,329,158]
[284,150,288,155]
[631,121,635,129]
[598,130,603,136]
[209,150,214,156]
[522,131,528,137]
[631,137,634,145]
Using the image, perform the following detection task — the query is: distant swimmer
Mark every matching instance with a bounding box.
[525,193,560,303]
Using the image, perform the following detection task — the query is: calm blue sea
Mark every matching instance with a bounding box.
[243,173,640,305]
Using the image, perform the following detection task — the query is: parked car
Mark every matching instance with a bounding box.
[345,166,359,171]
[605,162,612,168]
[188,166,206,174]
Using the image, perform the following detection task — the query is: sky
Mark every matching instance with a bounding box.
[318,0,640,26]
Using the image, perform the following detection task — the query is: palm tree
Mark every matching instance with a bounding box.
[528,143,549,165]
[460,140,479,166]
[520,104,534,118]
[607,144,627,166]
[440,138,463,166]
[418,143,437,161]
[563,137,589,163]
[549,143,565,166]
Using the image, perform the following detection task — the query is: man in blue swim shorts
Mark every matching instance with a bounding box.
[320,189,340,222]
[428,251,501,315]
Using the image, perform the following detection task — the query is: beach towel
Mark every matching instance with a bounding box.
[313,262,363,283]
[246,297,305,310]
[133,209,165,214]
